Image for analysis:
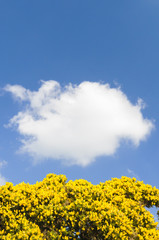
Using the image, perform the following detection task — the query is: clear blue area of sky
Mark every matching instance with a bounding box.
[0,0,159,191]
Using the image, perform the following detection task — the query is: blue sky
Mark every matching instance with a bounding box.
[0,0,159,194]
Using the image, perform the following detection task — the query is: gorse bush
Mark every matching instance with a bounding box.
[0,174,159,239]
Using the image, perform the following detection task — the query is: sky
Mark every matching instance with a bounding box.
[0,0,159,197]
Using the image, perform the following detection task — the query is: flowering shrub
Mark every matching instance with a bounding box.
[0,174,158,239]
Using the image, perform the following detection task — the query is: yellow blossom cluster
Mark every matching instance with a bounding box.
[0,174,159,239]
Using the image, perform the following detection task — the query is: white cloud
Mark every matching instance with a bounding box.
[0,160,7,169]
[127,169,139,179]
[0,174,7,186]
[0,160,7,185]
[5,80,154,166]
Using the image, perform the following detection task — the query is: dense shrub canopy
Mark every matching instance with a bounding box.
[0,174,159,239]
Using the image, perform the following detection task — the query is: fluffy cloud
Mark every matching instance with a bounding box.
[5,81,154,166]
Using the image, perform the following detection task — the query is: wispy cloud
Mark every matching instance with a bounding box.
[0,160,7,185]
[127,168,139,180]
[5,80,154,166]
[0,160,7,168]
[0,174,7,185]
